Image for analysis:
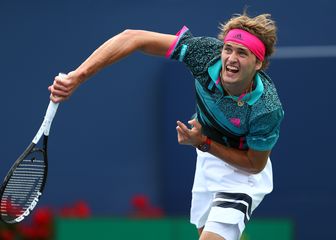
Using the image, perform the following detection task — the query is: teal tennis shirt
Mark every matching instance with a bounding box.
[166,26,284,151]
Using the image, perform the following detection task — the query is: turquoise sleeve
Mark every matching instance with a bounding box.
[247,109,284,151]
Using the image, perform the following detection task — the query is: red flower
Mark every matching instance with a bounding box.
[59,200,90,218]
[73,201,90,218]
[131,195,149,210]
[130,194,165,218]
[32,207,53,225]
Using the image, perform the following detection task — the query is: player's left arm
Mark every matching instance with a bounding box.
[176,119,270,174]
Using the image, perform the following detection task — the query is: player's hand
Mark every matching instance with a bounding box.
[48,71,82,103]
[176,119,206,147]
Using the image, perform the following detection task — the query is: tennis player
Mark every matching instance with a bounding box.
[49,13,284,240]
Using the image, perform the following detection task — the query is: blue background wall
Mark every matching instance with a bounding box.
[1,0,335,239]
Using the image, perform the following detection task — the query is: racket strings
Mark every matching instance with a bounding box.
[1,154,46,222]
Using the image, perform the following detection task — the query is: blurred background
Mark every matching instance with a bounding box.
[1,0,335,239]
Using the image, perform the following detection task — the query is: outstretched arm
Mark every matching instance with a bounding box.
[176,119,270,174]
[49,29,176,102]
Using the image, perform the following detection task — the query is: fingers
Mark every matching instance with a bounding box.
[188,119,201,129]
[49,93,66,103]
[176,125,189,144]
[176,121,189,144]
[49,83,68,103]
[176,119,205,147]
[48,84,69,97]
[48,73,76,103]
[176,124,188,137]
[52,82,68,92]
[176,120,190,134]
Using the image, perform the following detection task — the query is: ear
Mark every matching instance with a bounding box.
[255,60,263,71]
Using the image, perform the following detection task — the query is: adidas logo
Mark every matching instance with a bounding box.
[233,34,242,40]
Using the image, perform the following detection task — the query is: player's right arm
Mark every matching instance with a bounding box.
[49,30,176,102]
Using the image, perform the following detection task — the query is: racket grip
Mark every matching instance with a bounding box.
[45,73,65,120]
[45,101,59,121]
[43,72,67,134]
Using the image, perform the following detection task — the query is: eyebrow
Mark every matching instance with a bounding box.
[224,43,249,53]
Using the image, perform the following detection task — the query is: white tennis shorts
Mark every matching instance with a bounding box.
[190,150,273,239]
[203,221,240,240]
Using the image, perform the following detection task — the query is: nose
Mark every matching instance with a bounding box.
[227,52,238,63]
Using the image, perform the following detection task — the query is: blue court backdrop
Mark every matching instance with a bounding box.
[1,0,335,239]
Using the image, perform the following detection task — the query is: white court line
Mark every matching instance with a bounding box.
[273,45,336,59]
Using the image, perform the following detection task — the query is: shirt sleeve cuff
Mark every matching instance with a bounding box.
[165,26,189,58]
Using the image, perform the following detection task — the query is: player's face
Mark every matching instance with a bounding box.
[221,42,262,87]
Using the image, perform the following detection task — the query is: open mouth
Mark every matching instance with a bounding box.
[226,65,239,73]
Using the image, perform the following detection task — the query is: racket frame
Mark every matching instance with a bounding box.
[0,140,47,223]
[0,73,64,223]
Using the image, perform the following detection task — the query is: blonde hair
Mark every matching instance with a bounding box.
[218,13,277,70]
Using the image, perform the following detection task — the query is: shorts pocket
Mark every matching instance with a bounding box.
[202,157,234,183]
[230,169,250,184]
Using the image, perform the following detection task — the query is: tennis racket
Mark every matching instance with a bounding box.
[0,73,65,224]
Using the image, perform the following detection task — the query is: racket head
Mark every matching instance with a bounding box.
[0,136,48,224]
